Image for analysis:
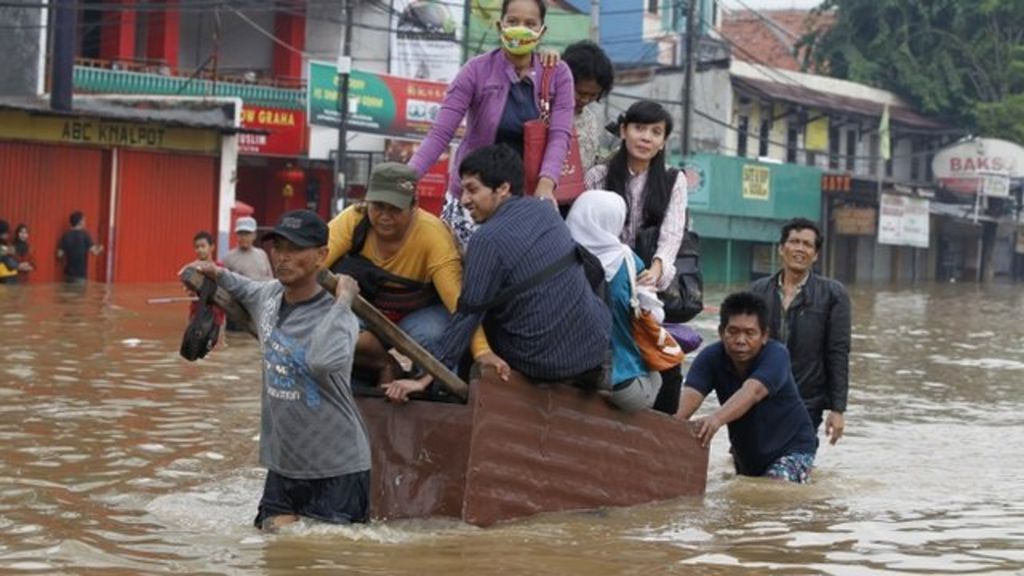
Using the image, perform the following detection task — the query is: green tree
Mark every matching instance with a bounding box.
[799,0,1024,141]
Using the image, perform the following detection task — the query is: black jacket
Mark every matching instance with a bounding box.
[750,271,851,414]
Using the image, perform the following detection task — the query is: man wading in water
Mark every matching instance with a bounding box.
[191,210,371,531]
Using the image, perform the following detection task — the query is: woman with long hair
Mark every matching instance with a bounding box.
[408,0,575,249]
[13,224,36,282]
[585,100,689,415]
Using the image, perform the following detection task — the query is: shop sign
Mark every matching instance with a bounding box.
[239,106,306,156]
[878,193,929,248]
[932,138,1024,194]
[742,164,771,201]
[308,61,448,140]
[834,207,876,236]
[0,110,219,153]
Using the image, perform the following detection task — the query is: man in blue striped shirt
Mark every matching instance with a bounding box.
[448,144,611,380]
[382,145,612,402]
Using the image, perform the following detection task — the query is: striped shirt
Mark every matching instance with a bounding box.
[585,164,688,291]
[433,196,611,381]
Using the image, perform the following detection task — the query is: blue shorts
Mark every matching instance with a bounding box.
[764,452,815,484]
[254,469,370,527]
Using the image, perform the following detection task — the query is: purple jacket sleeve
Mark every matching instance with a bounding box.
[408,61,477,177]
[538,62,576,187]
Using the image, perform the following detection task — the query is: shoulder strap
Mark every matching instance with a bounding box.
[458,246,579,315]
[350,214,372,255]
[538,65,554,119]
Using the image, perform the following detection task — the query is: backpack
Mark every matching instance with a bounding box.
[634,168,704,324]
[180,275,221,361]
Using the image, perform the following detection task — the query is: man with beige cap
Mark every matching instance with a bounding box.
[224,216,273,281]
[325,162,498,389]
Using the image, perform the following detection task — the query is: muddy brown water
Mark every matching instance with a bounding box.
[1,282,1023,575]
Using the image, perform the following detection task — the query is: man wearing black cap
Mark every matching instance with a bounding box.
[192,209,371,531]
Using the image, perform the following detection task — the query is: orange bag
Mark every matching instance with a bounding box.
[523,66,585,204]
[624,251,684,371]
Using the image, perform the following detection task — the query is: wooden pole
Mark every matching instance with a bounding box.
[317,270,469,400]
[179,267,469,401]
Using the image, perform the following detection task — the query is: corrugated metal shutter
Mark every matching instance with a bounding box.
[0,142,108,283]
[114,150,218,283]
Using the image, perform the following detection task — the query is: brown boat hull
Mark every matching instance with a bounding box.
[357,368,709,527]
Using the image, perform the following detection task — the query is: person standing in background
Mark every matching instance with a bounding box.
[12,224,36,282]
[57,211,103,283]
[223,217,273,281]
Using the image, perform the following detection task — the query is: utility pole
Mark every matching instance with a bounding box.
[50,0,75,111]
[681,0,698,157]
[589,0,600,42]
[334,0,354,216]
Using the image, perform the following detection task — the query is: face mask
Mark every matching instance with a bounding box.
[499,25,542,56]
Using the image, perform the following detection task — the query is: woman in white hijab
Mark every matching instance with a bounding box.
[566,190,663,412]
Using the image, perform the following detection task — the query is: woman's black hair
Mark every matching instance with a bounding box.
[604,100,675,229]
[501,0,546,22]
[13,224,29,256]
[562,40,614,99]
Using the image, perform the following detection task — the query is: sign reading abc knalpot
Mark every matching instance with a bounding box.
[931,138,1024,194]
[307,60,447,139]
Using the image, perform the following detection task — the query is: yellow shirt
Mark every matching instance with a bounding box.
[326,205,491,359]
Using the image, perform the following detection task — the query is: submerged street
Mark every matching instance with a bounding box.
[1,282,1023,575]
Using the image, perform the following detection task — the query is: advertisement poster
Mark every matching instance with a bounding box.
[390,0,466,82]
[308,61,447,139]
[878,193,930,248]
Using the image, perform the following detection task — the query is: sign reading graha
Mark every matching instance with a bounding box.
[307,61,448,140]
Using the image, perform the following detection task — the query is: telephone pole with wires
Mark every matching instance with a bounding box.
[681,0,698,157]
[334,0,354,216]
[50,0,75,111]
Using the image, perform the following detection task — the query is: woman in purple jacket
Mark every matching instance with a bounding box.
[407,0,575,249]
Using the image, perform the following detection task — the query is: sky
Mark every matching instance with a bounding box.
[718,0,824,9]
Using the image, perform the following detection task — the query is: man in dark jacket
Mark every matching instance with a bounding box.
[750,218,851,446]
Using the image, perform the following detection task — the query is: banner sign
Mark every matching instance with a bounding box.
[834,207,876,236]
[0,110,219,153]
[878,193,930,248]
[932,138,1024,194]
[239,106,306,156]
[390,0,465,82]
[742,164,771,201]
[308,61,447,139]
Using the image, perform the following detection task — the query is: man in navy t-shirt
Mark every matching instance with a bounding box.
[677,291,817,483]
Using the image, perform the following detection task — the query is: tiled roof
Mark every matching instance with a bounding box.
[719,9,834,72]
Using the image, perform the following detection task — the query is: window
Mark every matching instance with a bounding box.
[806,151,817,167]
[759,118,771,157]
[845,129,856,171]
[913,137,921,178]
[737,115,749,157]
[648,0,659,15]
[869,134,879,175]
[828,126,840,170]
[786,124,799,163]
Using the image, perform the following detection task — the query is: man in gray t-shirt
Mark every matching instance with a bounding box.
[223,216,273,281]
[193,209,370,531]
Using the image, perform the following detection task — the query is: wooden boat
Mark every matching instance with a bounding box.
[356,369,709,527]
[180,268,709,526]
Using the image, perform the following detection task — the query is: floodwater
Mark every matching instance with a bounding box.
[1,281,1023,575]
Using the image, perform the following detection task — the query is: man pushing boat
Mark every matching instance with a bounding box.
[191,210,371,531]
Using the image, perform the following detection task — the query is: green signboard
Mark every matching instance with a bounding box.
[307,61,448,140]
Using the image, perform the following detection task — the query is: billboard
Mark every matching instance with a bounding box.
[308,61,447,140]
[239,106,306,156]
[390,0,466,82]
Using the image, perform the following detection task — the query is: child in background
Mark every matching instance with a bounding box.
[188,231,227,348]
